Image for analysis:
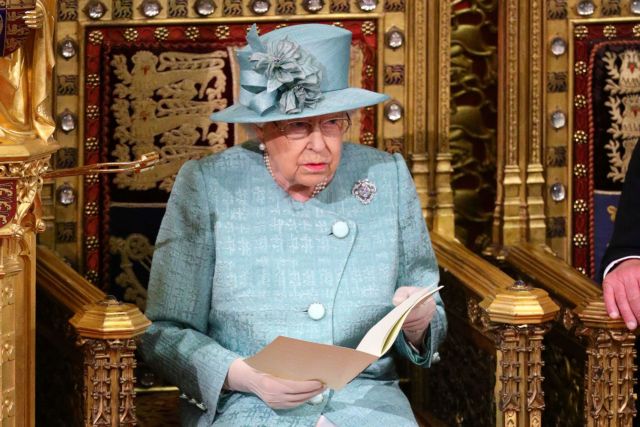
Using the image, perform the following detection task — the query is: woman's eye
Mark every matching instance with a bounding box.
[288,122,310,131]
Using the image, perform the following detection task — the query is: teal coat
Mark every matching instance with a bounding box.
[140,142,446,427]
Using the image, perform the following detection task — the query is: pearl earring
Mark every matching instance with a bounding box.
[259,142,265,151]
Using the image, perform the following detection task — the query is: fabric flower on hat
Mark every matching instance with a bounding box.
[246,25,324,115]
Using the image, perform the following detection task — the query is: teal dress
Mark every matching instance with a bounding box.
[140,142,447,426]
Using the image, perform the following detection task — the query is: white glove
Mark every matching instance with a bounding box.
[225,358,325,409]
[392,286,437,348]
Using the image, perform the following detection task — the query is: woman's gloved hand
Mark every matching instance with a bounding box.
[392,286,436,348]
[225,358,325,409]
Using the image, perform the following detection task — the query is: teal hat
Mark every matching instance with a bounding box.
[210,24,389,124]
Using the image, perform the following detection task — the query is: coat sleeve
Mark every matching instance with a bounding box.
[139,160,239,415]
[391,153,447,367]
[598,142,640,282]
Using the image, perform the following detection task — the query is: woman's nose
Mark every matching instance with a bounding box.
[307,124,327,151]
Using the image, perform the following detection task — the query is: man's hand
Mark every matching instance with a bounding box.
[603,258,640,330]
[393,286,436,347]
[225,358,325,409]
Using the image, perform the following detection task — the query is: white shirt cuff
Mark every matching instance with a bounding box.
[603,256,640,279]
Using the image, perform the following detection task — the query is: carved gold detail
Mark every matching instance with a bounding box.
[384,64,404,85]
[573,199,587,213]
[364,65,374,77]
[361,21,375,36]
[168,0,188,17]
[573,130,587,145]
[330,0,349,12]
[575,60,587,75]
[384,138,403,154]
[384,0,404,12]
[361,132,374,146]
[86,105,100,120]
[222,0,242,15]
[574,25,588,39]
[185,26,199,41]
[123,28,138,42]
[84,202,98,216]
[634,24,640,38]
[547,0,567,19]
[113,0,133,18]
[602,0,621,16]
[88,30,104,45]
[603,25,617,39]
[573,163,587,177]
[276,0,295,14]
[85,174,99,185]
[576,327,637,425]
[84,138,99,152]
[86,74,100,88]
[154,27,169,41]
[85,270,99,284]
[573,233,587,247]
[215,25,230,40]
[85,235,99,250]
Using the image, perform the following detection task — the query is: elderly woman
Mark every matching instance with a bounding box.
[141,24,446,427]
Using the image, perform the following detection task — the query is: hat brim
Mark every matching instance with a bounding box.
[210,88,389,124]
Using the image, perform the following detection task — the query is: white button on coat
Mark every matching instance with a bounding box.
[331,221,349,238]
[307,303,326,320]
[308,393,324,405]
[431,351,441,364]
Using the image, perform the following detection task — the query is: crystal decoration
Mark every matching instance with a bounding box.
[195,0,215,16]
[576,0,595,16]
[84,0,107,19]
[550,110,566,129]
[57,183,76,206]
[385,102,403,122]
[302,0,324,13]
[358,0,376,11]
[58,38,77,60]
[550,37,567,56]
[550,183,566,202]
[386,27,404,49]
[59,110,76,133]
[140,0,162,17]
[251,0,270,14]
[632,0,640,14]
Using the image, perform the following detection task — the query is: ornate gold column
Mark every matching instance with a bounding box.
[492,0,546,251]
[0,141,57,426]
[408,0,452,233]
[70,297,150,427]
[575,300,637,427]
[479,281,559,427]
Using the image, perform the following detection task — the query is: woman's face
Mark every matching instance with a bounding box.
[255,113,347,195]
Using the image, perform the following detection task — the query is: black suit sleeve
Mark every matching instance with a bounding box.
[598,142,640,282]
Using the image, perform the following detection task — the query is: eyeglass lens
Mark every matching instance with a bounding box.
[282,117,350,140]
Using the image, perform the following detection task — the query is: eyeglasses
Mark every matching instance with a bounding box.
[274,114,351,140]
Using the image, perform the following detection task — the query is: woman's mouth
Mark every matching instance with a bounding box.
[303,163,328,172]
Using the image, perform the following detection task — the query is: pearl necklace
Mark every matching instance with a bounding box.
[263,151,327,199]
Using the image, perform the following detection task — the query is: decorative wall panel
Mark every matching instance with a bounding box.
[572,21,640,277]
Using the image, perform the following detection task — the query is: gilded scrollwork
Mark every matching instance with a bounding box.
[576,327,637,425]
[110,50,229,192]
[602,50,640,182]
[450,0,498,251]
[78,337,141,427]
[109,234,154,310]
